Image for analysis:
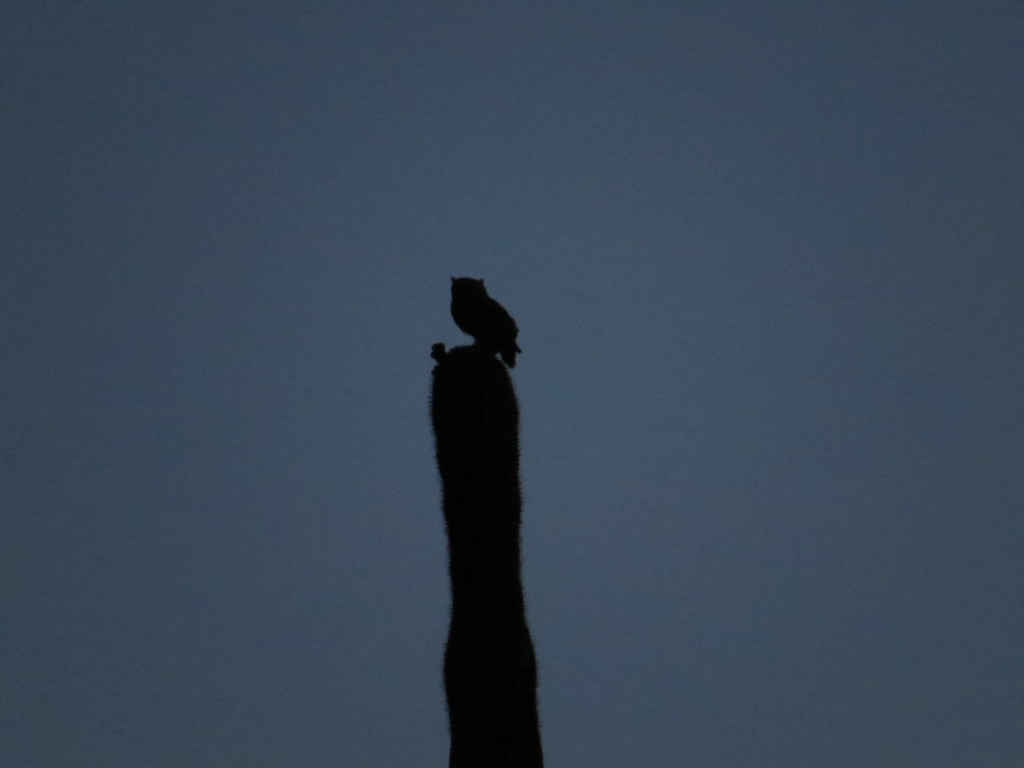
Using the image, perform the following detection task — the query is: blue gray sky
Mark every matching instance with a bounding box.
[3,2,1022,766]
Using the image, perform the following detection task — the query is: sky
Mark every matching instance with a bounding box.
[2,1,1022,766]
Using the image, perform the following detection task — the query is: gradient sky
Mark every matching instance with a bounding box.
[3,2,1022,766]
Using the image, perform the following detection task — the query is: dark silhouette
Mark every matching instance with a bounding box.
[450,277,522,368]
[430,336,542,767]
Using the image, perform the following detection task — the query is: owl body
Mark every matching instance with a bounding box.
[450,277,521,367]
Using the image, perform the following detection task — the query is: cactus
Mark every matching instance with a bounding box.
[430,343,543,768]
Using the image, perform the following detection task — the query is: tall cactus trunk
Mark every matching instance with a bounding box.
[430,345,543,768]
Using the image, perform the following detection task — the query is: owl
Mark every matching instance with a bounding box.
[450,277,521,367]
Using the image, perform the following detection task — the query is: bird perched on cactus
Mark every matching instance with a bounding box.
[450,277,522,368]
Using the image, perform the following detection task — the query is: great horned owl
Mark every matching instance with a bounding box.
[450,277,521,367]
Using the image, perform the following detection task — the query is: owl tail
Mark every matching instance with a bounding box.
[500,343,521,368]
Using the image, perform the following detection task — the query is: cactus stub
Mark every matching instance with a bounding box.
[430,344,543,768]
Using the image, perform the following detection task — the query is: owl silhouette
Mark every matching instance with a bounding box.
[450,277,521,367]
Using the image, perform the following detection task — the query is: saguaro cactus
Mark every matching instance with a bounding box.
[430,343,543,768]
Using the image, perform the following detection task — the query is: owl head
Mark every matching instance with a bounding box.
[450,277,487,297]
